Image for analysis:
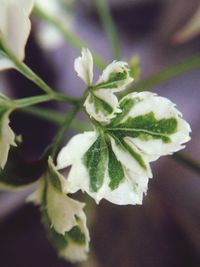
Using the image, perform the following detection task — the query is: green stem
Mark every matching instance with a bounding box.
[13,94,54,108]
[49,90,89,159]
[50,106,80,159]
[93,0,121,60]
[34,6,106,70]
[120,54,200,96]
[0,40,79,105]
[19,106,91,131]
[22,106,64,125]
[172,152,200,175]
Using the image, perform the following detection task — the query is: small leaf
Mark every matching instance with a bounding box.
[74,49,133,124]
[0,107,15,169]
[32,159,90,263]
[95,60,133,91]
[74,48,93,86]
[88,93,113,115]
[84,90,120,124]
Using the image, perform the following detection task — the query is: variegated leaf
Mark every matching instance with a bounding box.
[95,60,133,91]
[0,107,15,169]
[74,48,133,123]
[106,92,191,161]
[57,92,191,205]
[31,158,90,263]
[57,132,151,205]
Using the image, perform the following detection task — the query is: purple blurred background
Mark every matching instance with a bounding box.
[0,0,200,266]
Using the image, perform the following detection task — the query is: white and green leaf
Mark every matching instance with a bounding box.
[107,92,191,161]
[32,158,90,262]
[0,107,15,169]
[57,91,191,205]
[84,90,121,124]
[84,61,133,123]
[94,60,133,91]
[57,132,151,205]
[74,49,133,123]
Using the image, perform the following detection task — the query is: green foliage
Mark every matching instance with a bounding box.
[83,136,107,192]
[95,70,128,89]
[89,94,113,115]
[108,144,124,190]
[107,112,178,143]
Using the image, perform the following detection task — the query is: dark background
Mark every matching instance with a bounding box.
[0,0,200,266]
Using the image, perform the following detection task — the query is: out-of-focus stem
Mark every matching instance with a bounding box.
[93,0,121,60]
[121,54,200,96]
[34,6,106,70]
[172,152,200,175]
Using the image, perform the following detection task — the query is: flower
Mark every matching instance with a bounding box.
[74,48,134,124]
[57,92,191,205]
[0,0,33,70]
[0,100,15,169]
[30,158,90,262]
[35,0,74,50]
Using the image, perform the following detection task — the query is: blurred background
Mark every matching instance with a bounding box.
[0,0,200,266]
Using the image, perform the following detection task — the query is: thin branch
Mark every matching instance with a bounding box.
[93,0,121,60]
[34,6,106,70]
[120,54,200,97]
[19,106,91,132]
[50,106,80,159]
[172,152,200,175]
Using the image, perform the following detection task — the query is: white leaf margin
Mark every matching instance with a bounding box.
[117,92,191,161]
[57,132,151,205]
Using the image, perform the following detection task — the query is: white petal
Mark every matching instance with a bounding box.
[0,114,15,169]
[57,132,97,170]
[74,48,93,86]
[96,60,133,92]
[0,0,33,65]
[119,92,191,161]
